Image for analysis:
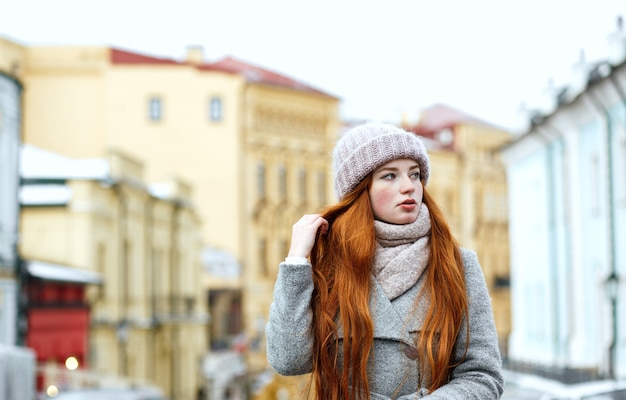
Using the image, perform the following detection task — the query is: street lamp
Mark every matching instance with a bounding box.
[65,356,79,371]
[604,272,619,380]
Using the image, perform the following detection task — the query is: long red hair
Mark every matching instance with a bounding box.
[308,175,468,399]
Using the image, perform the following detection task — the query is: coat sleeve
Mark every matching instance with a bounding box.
[425,249,504,399]
[265,262,315,376]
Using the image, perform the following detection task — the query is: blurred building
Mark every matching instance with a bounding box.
[403,104,513,357]
[0,37,23,347]
[0,36,38,400]
[19,145,208,399]
[16,43,340,398]
[500,19,626,382]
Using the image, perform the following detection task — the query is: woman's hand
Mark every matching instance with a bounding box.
[288,214,329,259]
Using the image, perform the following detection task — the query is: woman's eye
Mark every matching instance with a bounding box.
[382,173,395,180]
[411,171,421,180]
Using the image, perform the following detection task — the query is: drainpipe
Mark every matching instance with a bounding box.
[586,88,619,380]
[145,195,156,383]
[607,74,626,380]
[169,199,182,400]
[112,182,129,377]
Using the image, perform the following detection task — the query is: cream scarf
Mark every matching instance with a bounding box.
[373,203,431,300]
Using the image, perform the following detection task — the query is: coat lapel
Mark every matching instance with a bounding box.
[337,277,427,346]
[371,277,427,343]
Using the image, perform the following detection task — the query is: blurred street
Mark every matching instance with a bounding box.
[1,2,626,399]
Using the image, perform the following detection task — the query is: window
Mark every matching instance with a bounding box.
[591,154,600,216]
[615,127,626,207]
[257,163,266,199]
[317,171,327,206]
[279,239,289,263]
[228,295,242,334]
[474,189,484,222]
[493,275,510,289]
[122,240,131,314]
[97,243,106,278]
[278,165,287,201]
[483,190,506,222]
[148,96,162,121]
[209,96,223,121]
[298,168,307,202]
[258,239,268,278]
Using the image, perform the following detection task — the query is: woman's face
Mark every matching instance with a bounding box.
[369,158,423,224]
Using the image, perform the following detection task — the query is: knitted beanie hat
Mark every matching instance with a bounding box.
[333,122,430,200]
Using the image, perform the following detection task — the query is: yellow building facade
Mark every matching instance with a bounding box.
[17,43,340,397]
[19,146,208,400]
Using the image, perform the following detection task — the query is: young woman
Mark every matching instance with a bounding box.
[266,122,503,399]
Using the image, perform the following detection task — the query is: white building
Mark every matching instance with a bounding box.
[501,20,626,381]
[0,72,22,346]
[0,68,37,400]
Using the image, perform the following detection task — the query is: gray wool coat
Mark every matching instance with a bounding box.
[265,249,504,399]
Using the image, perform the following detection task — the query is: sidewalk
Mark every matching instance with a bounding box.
[502,369,626,399]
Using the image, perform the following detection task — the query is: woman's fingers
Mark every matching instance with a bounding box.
[288,215,329,258]
[293,214,327,232]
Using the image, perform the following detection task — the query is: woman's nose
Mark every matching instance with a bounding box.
[400,176,416,193]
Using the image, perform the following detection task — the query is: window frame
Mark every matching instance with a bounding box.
[209,96,223,122]
[148,96,163,122]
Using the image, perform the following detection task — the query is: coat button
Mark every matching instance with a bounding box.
[403,344,419,360]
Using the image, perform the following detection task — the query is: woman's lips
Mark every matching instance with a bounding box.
[399,199,417,210]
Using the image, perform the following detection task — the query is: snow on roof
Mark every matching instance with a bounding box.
[19,145,111,206]
[20,184,71,206]
[26,260,103,284]
[21,144,110,180]
[148,182,173,199]
[20,145,191,206]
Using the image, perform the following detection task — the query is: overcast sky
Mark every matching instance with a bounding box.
[1,0,624,131]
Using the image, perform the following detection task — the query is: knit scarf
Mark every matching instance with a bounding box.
[373,203,431,300]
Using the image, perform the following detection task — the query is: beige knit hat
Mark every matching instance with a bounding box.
[333,122,430,200]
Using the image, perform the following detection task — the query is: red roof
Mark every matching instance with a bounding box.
[406,103,493,137]
[401,103,500,151]
[110,48,181,65]
[110,48,335,97]
[205,56,334,96]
